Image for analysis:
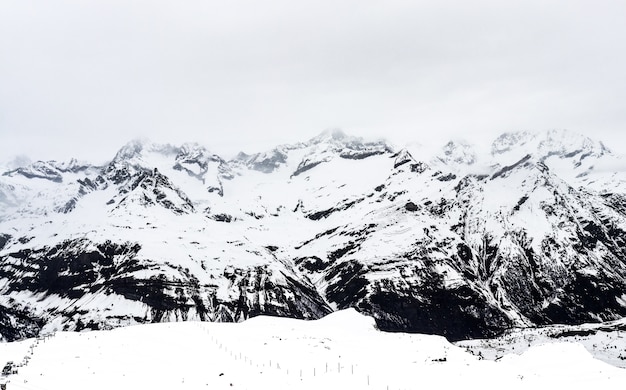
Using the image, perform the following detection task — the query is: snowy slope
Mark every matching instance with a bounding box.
[456,316,626,369]
[1,129,626,341]
[1,309,625,390]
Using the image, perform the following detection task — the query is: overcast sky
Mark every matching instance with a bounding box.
[1,0,625,163]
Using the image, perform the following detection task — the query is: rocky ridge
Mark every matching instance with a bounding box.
[0,129,625,341]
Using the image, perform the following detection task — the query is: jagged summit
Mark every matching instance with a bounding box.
[112,139,179,163]
[393,149,416,169]
[491,129,609,160]
[232,148,289,174]
[308,128,350,144]
[290,129,391,154]
[174,143,230,181]
[112,138,146,161]
[491,131,533,155]
[3,159,94,183]
[436,140,477,166]
[317,128,389,147]
[231,130,393,176]
[421,129,616,179]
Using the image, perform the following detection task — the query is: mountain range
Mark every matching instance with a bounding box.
[1,129,626,341]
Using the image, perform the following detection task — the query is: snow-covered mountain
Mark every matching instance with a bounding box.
[1,129,626,341]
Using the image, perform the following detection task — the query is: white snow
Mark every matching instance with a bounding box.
[1,309,624,390]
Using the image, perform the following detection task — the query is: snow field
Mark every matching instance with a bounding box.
[457,320,626,369]
[1,309,625,390]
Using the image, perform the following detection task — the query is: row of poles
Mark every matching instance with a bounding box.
[197,322,413,390]
[1,332,56,389]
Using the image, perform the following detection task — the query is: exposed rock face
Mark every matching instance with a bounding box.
[1,130,626,341]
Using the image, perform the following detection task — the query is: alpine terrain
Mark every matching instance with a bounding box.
[1,129,626,342]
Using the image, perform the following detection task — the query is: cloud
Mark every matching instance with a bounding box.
[1,0,626,161]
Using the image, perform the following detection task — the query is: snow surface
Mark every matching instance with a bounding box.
[457,317,626,369]
[1,309,625,390]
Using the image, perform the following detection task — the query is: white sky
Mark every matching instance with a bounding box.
[1,0,625,163]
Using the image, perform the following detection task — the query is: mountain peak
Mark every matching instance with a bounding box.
[309,129,348,144]
[491,131,533,155]
[113,139,148,161]
[491,129,608,160]
[306,129,390,150]
[438,140,477,166]
[3,159,92,183]
[537,128,609,156]
[113,139,179,163]
[177,142,221,163]
[393,149,416,168]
